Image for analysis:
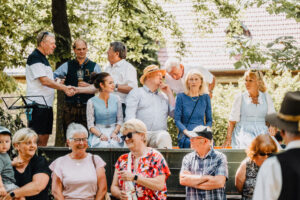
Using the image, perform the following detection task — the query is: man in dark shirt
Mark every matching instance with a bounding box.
[54,39,101,139]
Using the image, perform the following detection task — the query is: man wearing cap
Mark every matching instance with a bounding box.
[180,126,228,200]
[104,41,138,117]
[164,57,215,97]
[253,91,300,200]
[54,39,101,138]
[26,31,74,146]
[125,65,175,149]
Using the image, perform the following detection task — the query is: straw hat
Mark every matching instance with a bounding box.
[139,65,166,85]
[266,91,300,134]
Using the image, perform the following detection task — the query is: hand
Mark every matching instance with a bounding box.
[159,82,172,95]
[120,191,128,200]
[12,157,25,168]
[100,135,109,141]
[0,187,7,197]
[64,86,75,97]
[118,171,135,182]
[78,81,90,87]
[111,133,120,142]
[2,193,12,200]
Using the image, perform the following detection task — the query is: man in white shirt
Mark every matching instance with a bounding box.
[164,57,215,97]
[253,91,300,200]
[26,31,74,146]
[104,42,138,117]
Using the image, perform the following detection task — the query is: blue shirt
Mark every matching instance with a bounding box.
[181,149,228,200]
[125,85,174,131]
[175,93,212,132]
[53,59,101,79]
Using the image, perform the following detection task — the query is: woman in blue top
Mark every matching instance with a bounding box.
[86,72,123,148]
[174,70,212,148]
[223,70,276,149]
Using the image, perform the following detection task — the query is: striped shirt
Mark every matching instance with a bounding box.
[180,149,228,200]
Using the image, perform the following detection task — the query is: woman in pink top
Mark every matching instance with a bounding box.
[50,123,107,200]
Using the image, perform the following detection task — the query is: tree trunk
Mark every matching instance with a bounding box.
[52,0,71,146]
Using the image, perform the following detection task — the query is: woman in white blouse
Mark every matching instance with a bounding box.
[223,70,277,149]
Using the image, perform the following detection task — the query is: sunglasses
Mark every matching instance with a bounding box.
[40,32,49,42]
[121,132,137,141]
[258,152,273,157]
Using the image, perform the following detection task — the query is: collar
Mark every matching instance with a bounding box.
[35,48,46,57]
[143,85,158,94]
[76,57,89,68]
[110,59,125,68]
[195,147,214,159]
[286,140,300,150]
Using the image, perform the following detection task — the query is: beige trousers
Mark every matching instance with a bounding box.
[146,130,172,149]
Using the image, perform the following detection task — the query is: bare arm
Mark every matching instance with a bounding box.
[223,121,236,147]
[75,85,98,94]
[51,173,65,200]
[0,176,7,196]
[196,175,226,190]
[95,167,107,200]
[180,172,209,188]
[39,77,73,96]
[111,169,127,200]
[12,173,49,198]
[116,84,133,94]
[235,160,246,193]
[208,76,216,98]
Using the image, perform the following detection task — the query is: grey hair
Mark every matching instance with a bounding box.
[37,31,55,46]
[12,128,38,146]
[120,119,147,143]
[164,57,181,72]
[66,123,88,140]
[110,42,127,59]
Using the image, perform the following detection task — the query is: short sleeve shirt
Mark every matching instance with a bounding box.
[115,148,171,200]
[180,149,228,200]
[26,49,55,106]
[104,59,138,103]
[0,153,15,185]
[49,153,106,200]
[13,154,51,200]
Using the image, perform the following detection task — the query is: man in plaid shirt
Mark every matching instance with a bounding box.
[180,126,228,200]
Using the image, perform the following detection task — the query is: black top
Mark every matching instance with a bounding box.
[27,49,50,67]
[277,148,300,200]
[13,154,51,200]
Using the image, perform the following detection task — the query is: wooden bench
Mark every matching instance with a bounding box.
[38,147,246,199]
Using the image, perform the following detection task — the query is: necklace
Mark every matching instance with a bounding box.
[191,96,199,102]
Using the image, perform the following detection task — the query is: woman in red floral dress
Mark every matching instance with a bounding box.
[111,119,171,200]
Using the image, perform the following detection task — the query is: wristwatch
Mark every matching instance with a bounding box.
[114,84,118,92]
[133,174,138,182]
[10,191,15,198]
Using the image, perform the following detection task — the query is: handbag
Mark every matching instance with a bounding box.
[178,96,201,141]
[92,154,111,200]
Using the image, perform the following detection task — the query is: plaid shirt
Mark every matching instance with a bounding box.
[180,149,228,200]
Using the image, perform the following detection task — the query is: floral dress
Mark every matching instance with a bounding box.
[115,148,171,200]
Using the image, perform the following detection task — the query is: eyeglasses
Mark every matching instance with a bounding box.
[40,32,49,42]
[258,152,273,157]
[121,132,137,141]
[71,137,88,142]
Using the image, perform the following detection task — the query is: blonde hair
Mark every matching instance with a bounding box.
[244,70,267,92]
[12,128,38,146]
[246,134,278,160]
[184,70,208,95]
[120,119,147,143]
